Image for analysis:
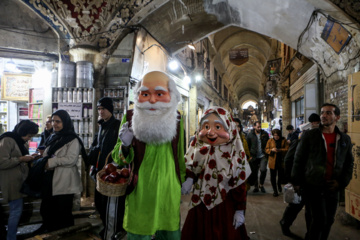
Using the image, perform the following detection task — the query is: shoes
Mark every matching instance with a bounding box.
[253,187,259,193]
[273,192,279,197]
[260,186,266,193]
[279,221,292,236]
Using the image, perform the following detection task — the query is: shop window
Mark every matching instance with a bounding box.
[295,98,304,128]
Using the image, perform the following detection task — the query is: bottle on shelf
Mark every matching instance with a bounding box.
[79,119,84,134]
[83,89,88,103]
[73,120,79,134]
[57,89,63,103]
[88,89,93,102]
[53,89,58,102]
[89,107,93,117]
[83,134,89,148]
[89,120,93,134]
[84,119,89,133]
[77,89,82,103]
[63,88,68,103]
[73,89,77,103]
[68,89,73,103]
[83,106,88,118]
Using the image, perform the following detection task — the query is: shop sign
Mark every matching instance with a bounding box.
[321,18,352,54]
[229,48,248,66]
[1,73,31,101]
[58,103,82,120]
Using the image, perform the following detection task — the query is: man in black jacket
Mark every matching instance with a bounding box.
[280,113,320,237]
[88,97,124,240]
[246,121,269,193]
[292,103,354,240]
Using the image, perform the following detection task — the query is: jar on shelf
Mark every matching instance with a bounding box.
[77,89,82,103]
[68,89,73,103]
[83,89,88,103]
[79,119,84,134]
[53,89,58,102]
[73,120,79,134]
[63,88,68,103]
[73,89,77,103]
[83,106,88,118]
[89,107,93,117]
[57,89,63,102]
[88,89,92,102]
[84,119,89,133]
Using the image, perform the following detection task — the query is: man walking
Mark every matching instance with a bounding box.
[88,97,124,240]
[280,113,320,237]
[246,121,269,193]
[292,103,354,240]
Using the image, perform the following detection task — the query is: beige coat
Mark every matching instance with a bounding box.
[44,138,82,196]
[265,138,289,169]
[0,137,28,203]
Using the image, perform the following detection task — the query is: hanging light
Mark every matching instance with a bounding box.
[184,75,191,85]
[195,75,202,82]
[168,60,179,70]
[187,42,196,50]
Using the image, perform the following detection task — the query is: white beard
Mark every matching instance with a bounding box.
[132,93,179,144]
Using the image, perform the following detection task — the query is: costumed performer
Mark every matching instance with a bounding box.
[181,106,251,240]
[112,71,186,240]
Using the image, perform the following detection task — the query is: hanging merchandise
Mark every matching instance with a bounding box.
[83,106,88,118]
[73,120,79,134]
[88,89,93,102]
[79,119,84,134]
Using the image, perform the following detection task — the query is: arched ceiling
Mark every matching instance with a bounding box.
[4,0,360,105]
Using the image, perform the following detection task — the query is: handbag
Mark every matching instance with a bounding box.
[20,157,49,198]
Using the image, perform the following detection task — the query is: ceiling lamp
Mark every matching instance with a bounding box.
[168,60,179,70]
[187,42,196,50]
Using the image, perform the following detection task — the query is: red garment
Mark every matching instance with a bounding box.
[181,184,248,240]
[323,132,336,181]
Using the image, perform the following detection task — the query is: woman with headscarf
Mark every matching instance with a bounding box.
[39,110,87,232]
[181,107,251,240]
[0,120,39,240]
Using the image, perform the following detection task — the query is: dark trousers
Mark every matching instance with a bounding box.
[40,194,74,232]
[0,204,6,239]
[248,156,267,187]
[95,188,125,240]
[270,168,284,193]
[304,187,339,240]
[281,198,311,231]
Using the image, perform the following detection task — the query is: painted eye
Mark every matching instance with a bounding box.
[205,125,209,130]
[142,93,148,97]
[157,93,163,97]
[216,125,221,130]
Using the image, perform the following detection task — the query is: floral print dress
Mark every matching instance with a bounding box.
[181,107,251,240]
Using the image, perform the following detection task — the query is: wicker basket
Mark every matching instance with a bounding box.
[96,152,129,197]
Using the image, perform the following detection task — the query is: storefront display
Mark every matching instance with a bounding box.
[52,87,94,148]
[103,86,127,120]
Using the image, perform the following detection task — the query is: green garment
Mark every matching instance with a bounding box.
[112,114,185,235]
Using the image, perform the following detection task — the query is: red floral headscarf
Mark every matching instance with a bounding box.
[185,107,251,210]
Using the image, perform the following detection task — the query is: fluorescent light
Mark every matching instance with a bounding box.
[187,43,195,50]
[195,75,202,82]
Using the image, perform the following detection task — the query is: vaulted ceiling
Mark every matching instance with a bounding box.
[2,0,359,106]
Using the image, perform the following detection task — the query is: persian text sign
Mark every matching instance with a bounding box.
[229,48,248,66]
[58,103,82,120]
[321,18,352,54]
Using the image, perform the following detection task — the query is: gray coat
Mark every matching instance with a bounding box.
[0,137,28,203]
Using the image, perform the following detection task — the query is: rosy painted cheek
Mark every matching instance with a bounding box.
[198,130,208,142]
[216,131,230,142]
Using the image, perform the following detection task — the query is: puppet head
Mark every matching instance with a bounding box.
[198,112,230,146]
[132,71,181,144]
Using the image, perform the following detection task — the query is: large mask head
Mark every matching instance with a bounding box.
[198,113,230,146]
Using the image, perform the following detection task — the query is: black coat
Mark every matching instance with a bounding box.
[291,126,353,189]
[246,129,269,158]
[88,116,121,172]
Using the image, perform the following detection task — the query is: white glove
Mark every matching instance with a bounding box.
[233,210,245,229]
[181,178,194,195]
[119,122,134,147]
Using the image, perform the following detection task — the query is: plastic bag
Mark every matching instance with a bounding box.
[283,183,302,204]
